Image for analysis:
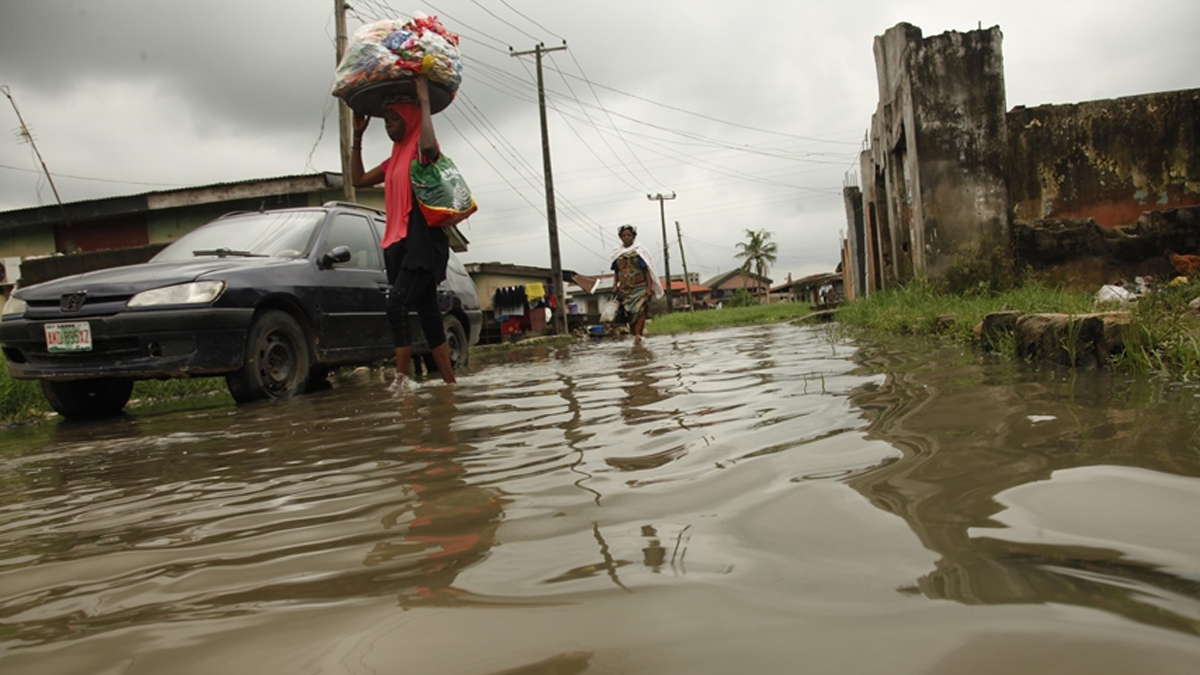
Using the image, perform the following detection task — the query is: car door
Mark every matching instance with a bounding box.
[313,212,391,362]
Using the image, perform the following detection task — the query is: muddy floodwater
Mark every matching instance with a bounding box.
[3,322,1200,674]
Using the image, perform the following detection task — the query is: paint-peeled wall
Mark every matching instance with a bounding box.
[907,27,1010,281]
[1008,90,1200,228]
[865,23,1010,288]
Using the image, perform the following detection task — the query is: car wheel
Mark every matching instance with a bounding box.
[443,315,468,370]
[40,378,133,419]
[226,309,310,403]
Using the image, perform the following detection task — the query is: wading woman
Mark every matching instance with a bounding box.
[610,224,663,339]
[350,75,456,389]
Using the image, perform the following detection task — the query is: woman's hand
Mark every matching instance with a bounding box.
[353,113,370,136]
[413,74,429,102]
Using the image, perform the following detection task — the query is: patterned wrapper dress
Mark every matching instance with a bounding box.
[613,251,651,319]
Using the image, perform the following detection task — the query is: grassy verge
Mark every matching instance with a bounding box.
[1110,279,1200,379]
[0,363,229,426]
[11,282,1191,424]
[0,368,48,424]
[647,302,814,335]
[835,279,1200,380]
[835,281,1095,342]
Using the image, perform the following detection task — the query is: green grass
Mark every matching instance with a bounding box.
[1111,278,1200,379]
[131,377,228,402]
[646,302,814,335]
[1,361,230,426]
[835,280,1095,342]
[836,278,1200,380]
[0,367,49,424]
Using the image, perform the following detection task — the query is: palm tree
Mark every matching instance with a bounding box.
[734,229,778,304]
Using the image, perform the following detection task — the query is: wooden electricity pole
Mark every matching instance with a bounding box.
[675,221,695,311]
[512,42,569,334]
[334,0,356,203]
[648,192,675,313]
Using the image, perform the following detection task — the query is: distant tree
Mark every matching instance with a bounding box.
[734,229,778,304]
[726,288,757,308]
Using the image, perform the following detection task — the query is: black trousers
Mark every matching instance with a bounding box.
[385,243,446,350]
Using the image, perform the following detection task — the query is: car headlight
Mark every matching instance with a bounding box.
[127,280,226,308]
[2,293,27,318]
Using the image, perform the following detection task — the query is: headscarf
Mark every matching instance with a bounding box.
[380,101,424,248]
[610,237,665,299]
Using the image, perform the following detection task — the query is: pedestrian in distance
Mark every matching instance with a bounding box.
[350,75,456,389]
[610,224,663,340]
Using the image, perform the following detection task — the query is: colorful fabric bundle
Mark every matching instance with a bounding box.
[332,14,462,101]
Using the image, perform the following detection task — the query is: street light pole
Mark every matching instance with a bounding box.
[647,192,675,312]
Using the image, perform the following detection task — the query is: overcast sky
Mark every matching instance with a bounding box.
[2,1,1198,283]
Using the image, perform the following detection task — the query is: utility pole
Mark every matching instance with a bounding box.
[3,86,70,227]
[512,41,569,334]
[647,192,675,313]
[675,221,694,311]
[334,0,356,203]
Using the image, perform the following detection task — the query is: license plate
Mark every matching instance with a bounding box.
[45,322,93,353]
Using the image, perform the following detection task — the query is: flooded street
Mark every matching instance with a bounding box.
[2,322,1199,674]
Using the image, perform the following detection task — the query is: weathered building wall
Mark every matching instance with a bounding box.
[1008,90,1200,228]
[907,27,1009,282]
[848,22,1200,295]
[0,225,55,259]
[842,185,866,299]
[858,149,891,291]
[1013,206,1200,287]
[861,23,1009,290]
[869,23,922,285]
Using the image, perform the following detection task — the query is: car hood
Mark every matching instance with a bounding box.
[15,259,291,301]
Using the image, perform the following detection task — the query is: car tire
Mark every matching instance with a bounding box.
[226,309,310,403]
[40,378,134,419]
[444,314,468,370]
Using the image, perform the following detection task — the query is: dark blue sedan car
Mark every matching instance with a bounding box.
[0,202,481,418]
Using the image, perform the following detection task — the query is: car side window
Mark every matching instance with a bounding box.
[324,214,381,270]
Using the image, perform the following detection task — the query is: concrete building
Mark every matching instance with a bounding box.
[464,262,578,342]
[850,23,1010,293]
[845,22,1200,293]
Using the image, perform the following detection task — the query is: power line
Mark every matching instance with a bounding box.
[545,66,862,146]
[566,49,666,189]
[467,0,540,42]
[546,50,654,193]
[0,162,185,188]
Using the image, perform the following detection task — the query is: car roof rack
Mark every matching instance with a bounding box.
[323,201,385,216]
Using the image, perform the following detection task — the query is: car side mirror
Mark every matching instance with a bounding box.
[319,245,352,269]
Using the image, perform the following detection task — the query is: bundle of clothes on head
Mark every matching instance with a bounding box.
[331,14,462,100]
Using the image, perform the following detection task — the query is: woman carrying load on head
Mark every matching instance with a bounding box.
[610,224,664,339]
[349,75,456,389]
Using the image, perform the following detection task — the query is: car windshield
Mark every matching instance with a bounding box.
[152,211,325,262]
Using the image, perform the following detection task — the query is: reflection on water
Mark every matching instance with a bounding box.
[846,336,1200,636]
[1,325,1199,673]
